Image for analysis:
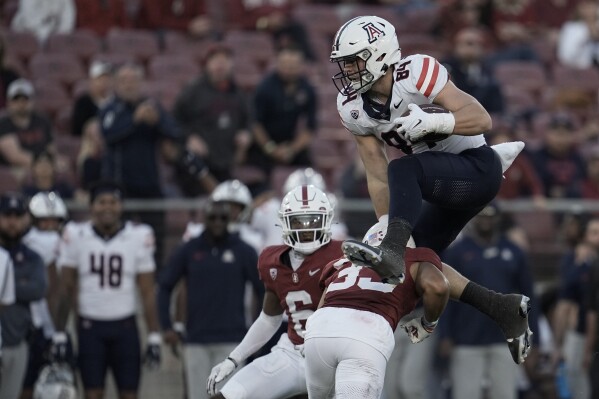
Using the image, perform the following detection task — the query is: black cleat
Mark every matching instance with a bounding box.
[501,295,533,364]
[341,239,406,284]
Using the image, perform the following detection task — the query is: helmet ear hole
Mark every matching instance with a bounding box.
[376,53,386,62]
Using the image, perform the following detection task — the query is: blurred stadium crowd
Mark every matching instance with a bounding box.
[1,0,599,398]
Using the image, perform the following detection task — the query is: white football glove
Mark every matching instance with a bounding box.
[399,316,438,344]
[206,357,237,395]
[394,104,455,142]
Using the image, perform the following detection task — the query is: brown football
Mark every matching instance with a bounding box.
[401,103,451,143]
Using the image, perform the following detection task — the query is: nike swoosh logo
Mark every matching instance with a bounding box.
[308,268,321,277]
[393,99,403,109]
[349,41,358,45]
[414,119,422,127]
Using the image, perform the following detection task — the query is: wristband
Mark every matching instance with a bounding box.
[263,141,276,154]
[421,316,438,333]
[433,112,455,135]
[148,332,163,345]
[227,356,239,368]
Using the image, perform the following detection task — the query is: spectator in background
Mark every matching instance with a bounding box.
[0,242,15,387]
[158,200,263,399]
[21,151,75,199]
[0,192,46,399]
[438,202,539,399]
[0,79,53,169]
[70,61,113,137]
[442,26,505,114]
[100,63,180,268]
[553,217,599,399]
[558,1,599,70]
[533,0,579,42]
[73,0,131,36]
[579,150,599,200]
[585,232,599,399]
[0,35,20,110]
[259,11,315,61]
[10,0,75,43]
[245,47,316,179]
[486,21,540,67]
[137,0,215,40]
[173,44,252,184]
[76,118,104,193]
[532,113,587,198]
[224,0,292,31]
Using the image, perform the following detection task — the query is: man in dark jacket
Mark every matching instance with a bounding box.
[0,192,46,399]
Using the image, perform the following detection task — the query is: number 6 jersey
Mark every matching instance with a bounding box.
[257,241,343,345]
[337,54,486,155]
[57,221,156,321]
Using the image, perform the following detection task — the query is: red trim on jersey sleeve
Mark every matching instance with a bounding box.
[405,247,443,271]
[423,61,440,97]
[416,57,430,92]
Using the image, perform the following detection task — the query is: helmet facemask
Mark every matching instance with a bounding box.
[332,49,376,95]
[281,213,331,255]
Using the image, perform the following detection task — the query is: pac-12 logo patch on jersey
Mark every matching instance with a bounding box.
[351,110,359,119]
[363,22,384,43]
[270,268,277,280]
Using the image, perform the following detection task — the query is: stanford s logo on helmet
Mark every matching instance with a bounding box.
[331,16,402,96]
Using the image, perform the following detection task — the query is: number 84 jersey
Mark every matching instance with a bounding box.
[57,221,156,321]
[337,54,486,155]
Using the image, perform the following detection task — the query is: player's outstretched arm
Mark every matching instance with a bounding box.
[354,134,390,219]
[401,261,449,344]
[207,289,283,395]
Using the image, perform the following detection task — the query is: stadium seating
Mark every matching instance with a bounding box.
[45,30,102,63]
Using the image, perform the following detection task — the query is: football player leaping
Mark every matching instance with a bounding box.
[330,15,531,363]
[206,185,343,399]
[52,181,161,399]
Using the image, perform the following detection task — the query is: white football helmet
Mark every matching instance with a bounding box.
[33,363,77,399]
[331,15,402,95]
[279,185,333,255]
[283,168,327,195]
[210,180,252,224]
[29,192,68,219]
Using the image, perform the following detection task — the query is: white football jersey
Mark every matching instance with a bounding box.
[23,227,60,335]
[182,222,264,253]
[338,54,486,155]
[23,227,60,267]
[57,221,156,321]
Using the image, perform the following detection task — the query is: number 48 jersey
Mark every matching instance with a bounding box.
[57,221,156,321]
[337,54,486,155]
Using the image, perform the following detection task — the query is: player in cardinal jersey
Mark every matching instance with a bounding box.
[329,16,531,363]
[52,182,161,399]
[21,192,68,399]
[206,185,344,399]
[330,15,523,280]
[304,221,450,399]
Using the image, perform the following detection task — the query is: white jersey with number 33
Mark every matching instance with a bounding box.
[337,54,486,155]
[57,221,156,321]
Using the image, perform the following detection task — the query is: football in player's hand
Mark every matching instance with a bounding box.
[402,104,451,143]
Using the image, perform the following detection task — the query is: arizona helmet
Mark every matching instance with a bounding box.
[33,363,77,399]
[331,15,402,95]
[210,180,252,224]
[29,192,68,219]
[283,168,327,195]
[279,185,333,255]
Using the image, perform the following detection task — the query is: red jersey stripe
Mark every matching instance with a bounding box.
[416,57,430,92]
[423,61,440,97]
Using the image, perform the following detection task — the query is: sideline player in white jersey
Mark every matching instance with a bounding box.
[304,221,449,398]
[183,179,263,253]
[52,181,161,399]
[21,191,68,399]
[329,16,531,363]
[206,185,344,399]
